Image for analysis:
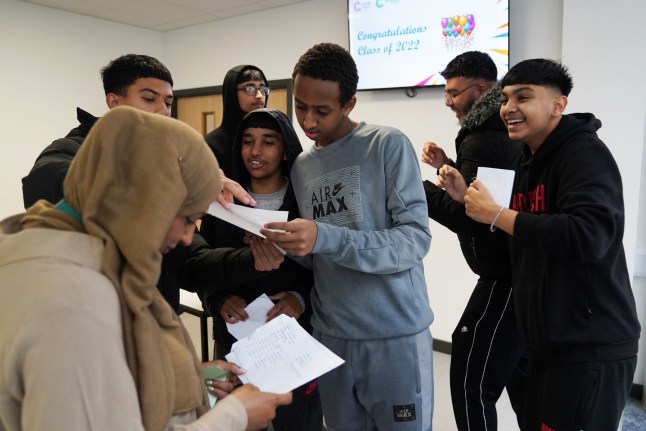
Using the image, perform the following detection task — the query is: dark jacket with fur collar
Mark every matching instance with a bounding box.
[424,84,522,277]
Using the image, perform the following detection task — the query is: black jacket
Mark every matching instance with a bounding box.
[511,113,640,362]
[204,65,268,177]
[424,85,522,278]
[198,108,313,352]
[22,108,97,208]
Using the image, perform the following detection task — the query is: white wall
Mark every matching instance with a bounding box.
[1,0,644,382]
[162,0,479,344]
[560,0,646,385]
[0,0,163,215]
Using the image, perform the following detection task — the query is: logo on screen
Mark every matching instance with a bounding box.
[375,0,399,8]
[353,1,370,11]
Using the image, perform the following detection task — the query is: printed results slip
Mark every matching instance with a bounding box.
[226,314,344,394]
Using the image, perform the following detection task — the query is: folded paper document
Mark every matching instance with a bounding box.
[207,202,288,238]
[226,293,275,340]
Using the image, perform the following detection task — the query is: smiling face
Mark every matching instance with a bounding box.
[241,127,286,191]
[159,211,205,254]
[444,77,484,123]
[106,77,174,116]
[293,74,356,148]
[500,83,567,152]
[237,79,268,113]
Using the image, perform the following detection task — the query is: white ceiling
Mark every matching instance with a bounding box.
[19,0,313,31]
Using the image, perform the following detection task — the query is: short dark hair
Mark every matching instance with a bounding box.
[240,110,280,133]
[440,51,497,81]
[101,54,173,96]
[236,67,267,85]
[292,43,358,106]
[501,58,573,96]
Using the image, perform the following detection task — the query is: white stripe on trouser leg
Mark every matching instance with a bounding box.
[462,281,512,431]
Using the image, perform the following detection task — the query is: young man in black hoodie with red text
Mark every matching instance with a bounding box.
[441,58,640,431]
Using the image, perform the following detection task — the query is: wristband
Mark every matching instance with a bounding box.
[490,206,505,232]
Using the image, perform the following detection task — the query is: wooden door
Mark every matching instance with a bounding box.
[177,94,219,136]
[173,80,292,136]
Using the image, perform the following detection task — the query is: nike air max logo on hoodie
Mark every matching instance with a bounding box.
[313,196,348,218]
[303,166,363,225]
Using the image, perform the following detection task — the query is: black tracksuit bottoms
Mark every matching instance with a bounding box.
[450,277,527,431]
[524,355,637,431]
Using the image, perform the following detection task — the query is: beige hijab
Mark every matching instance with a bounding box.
[22,106,222,431]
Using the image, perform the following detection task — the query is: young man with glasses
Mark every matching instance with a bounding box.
[205,65,270,176]
[420,51,526,431]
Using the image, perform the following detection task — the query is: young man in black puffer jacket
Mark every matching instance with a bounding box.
[421,51,526,431]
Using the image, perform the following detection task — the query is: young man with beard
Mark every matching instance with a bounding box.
[420,51,526,431]
[261,42,434,431]
[441,58,640,431]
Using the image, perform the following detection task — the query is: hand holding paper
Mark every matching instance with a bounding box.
[464,167,515,226]
[207,202,288,254]
[225,314,344,394]
[474,167,515,208]
[203,365,231,407]
[226,294,275,340]
[207,201,288,237]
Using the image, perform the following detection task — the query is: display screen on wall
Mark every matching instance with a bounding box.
[348,0,509,90]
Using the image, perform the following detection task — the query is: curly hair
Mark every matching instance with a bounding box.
[101,54,173,96]
[441,51,498,82]
[501,58,573,96]
[292,43,358,106]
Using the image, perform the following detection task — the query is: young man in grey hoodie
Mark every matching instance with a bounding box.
[263,42,434,431]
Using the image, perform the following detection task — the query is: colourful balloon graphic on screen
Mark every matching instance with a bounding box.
[441,13,476,50]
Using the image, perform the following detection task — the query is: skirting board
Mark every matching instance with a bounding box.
[635,247,646,277]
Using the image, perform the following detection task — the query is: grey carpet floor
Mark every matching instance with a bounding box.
[622,396,646,431]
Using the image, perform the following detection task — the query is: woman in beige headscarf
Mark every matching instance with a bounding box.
[0,106,291,431]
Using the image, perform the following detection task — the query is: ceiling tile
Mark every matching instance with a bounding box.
[21,0,314,31]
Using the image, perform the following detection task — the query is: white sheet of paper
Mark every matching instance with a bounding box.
[225,314,345,394]
[207,202,288,238]
[476,167,516,208]
[207,202,288,253]
[226,293,275,340]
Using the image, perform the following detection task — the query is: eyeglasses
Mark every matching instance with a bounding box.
[444,83,479,103]
[238,85,270,96]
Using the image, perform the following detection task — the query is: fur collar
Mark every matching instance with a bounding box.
[461,83,502,130]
